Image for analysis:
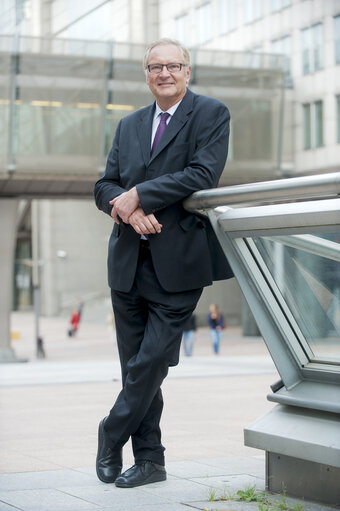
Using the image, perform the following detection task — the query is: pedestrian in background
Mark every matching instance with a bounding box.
[67,299,84,337]
[68,308,80,337]
[182,313,196,356]
[207,303,226,354]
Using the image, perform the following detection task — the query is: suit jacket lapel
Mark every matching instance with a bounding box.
[136,104,155,167]
[149,89,195,164]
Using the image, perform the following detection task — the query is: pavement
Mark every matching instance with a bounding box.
[0,312,335,511]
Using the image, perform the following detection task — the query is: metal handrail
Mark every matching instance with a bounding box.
[184,172,340,212]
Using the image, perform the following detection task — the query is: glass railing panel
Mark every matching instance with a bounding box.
[253,232,340,364]
[0,102,9,160]
[15,103,102,156]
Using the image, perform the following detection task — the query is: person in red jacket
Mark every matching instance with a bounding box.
[68,308,81,337]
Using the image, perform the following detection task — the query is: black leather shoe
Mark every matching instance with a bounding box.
[115,461,166,488]
[96,417,122,483]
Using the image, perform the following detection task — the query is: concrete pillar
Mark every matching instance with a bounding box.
[0,199,25,362]
[129,0,159,44]
[143,0,159,43]
[39,0,53,37]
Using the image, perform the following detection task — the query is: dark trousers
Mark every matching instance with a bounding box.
[105,244,202,466]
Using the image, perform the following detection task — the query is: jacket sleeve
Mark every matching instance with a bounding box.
[93,120,127,216]
[136,101,230,215]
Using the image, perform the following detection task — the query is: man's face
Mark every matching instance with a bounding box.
[146,44,191,108]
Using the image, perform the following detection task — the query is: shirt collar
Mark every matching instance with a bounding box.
[154,98,183,120]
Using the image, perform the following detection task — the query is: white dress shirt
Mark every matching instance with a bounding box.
[151,99,183,149]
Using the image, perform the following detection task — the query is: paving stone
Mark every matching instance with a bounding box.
[192,501,259,511]
[92,504,190,511]
[0,500,24,511]
[0,469,99,491]
[0,488,96,511]
[72,467,97,476]
[139,477,212,502]
[167,460,230,479]
[194,456,265,479]
[193,494,337,511]
[190,474,265,494]
[57,483,170,508]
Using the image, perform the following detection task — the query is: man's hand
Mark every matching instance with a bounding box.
[128,208,162,235]
[110,204,120,224]
[110,187,139,223]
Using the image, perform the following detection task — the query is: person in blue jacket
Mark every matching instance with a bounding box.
[207,303,226,354]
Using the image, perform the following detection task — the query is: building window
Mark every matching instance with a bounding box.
[314,101,323,147]
[303,104,311,149]
[270,0,291,13]
[0,0,31,34]
[335,16,340,64]
[194,3,212,45]
[175,13,190,47]
[337,96,340,143]
[303,101,323,150]
[301,23,323,74]
[271,35,291,78]
[218,0,236,34]
[244,0,262,24]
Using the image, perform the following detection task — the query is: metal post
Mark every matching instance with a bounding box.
[98,40,113,175]
[31,200,40,356]
[7,34,19,174]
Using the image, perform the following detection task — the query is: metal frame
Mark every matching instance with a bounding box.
[186,173,340,414]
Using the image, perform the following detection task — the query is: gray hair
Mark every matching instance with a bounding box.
[143,38,191,69]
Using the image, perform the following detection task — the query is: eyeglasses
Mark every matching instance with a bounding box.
[147,63,185,74]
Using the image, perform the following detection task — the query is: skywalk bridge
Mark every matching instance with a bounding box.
[0,35,286,198]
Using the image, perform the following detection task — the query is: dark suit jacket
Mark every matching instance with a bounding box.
[94,88,233,293]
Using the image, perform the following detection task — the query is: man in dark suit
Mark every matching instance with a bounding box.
[94,38,233,488]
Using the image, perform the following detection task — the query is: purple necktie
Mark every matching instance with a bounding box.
[151,112,170,155]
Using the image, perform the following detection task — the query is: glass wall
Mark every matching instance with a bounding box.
[1,50,108,176]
